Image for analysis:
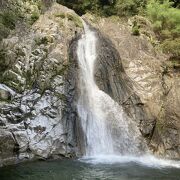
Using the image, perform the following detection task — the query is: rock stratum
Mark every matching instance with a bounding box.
[0,3,82,166]
[0,2,180,166]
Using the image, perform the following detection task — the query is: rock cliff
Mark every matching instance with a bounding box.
[83,14,180,159]
[0,3,82,166]
[0,2,180,167]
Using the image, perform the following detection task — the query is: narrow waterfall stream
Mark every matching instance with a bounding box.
[76,22,145,157]
[77,22,114,156]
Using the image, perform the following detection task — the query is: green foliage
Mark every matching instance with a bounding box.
[54,13,66,19]
[54,12,83,28]
[161,38,180,57]
[146,0,180,38]
[0,11,16,29]
[35,36,48,45]
[0,23,10,41]
[114,0,147,16]
[57,0,102,15]
[0,1,23,41]
[0,10,19,40]
[146,0,180,56]
[132,25,140,36]
[66,13,83,27]
[37,0,54,12]
[30,11,40,25]
[57,0,147,16]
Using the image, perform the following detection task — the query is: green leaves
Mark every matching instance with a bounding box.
[57,0,147,16]
[146,0,180,57]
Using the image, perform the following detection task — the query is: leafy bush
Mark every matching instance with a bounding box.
[0,11,16,29]
[54,12,83,27]
[146,0,180,40]
[30,11,40,25]
[0,10,20,40]
[66,13,83,27]
[57,0,147,16]
[161,38,180,57]
[114,0,147,16]
[0,23,10,41]
[57,0,101,15]
[146,0,180,56]
[54,13,66,19]
[132,25,140,35]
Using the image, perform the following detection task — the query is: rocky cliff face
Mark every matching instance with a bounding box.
[83,15,180,159]
[0,2,180,167]
[0,3,82,166]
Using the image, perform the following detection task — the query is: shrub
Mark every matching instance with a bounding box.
[161,38,180,57]
[146,0,180,40]
[146,0,180,56]
[114,0,147,16]
[30,11,40,25]
[54,13,66,19]
[0,23,10,41]
[132,25,140,35]
[57,0,147,16]
[66,13,83,27]
[0,11,16,30]
[54,12,83,28]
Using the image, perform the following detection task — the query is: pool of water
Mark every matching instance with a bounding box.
[0,155,180,180]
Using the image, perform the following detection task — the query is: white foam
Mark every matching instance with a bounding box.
[79,155,180,168]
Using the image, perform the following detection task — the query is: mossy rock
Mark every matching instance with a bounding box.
[54,13,66,19]
[66,13,83,28]
[54,12,83,28]
[54,92,66,101]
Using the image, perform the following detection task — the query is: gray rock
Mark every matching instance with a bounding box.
[0,3,83,166]
[0,84,16,101]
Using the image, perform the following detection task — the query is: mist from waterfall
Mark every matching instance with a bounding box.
[77,22,144,156]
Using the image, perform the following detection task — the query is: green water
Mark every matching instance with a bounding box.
[0,158,180,180]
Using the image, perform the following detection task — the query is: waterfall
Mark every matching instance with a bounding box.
[77,22,145,157]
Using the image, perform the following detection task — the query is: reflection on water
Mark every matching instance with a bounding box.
[0,158,180,180]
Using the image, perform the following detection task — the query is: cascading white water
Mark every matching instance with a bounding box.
[77,22,114,155]
[76,21,180,168]
[77,22,144,156]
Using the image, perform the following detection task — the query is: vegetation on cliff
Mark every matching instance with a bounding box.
[146,0,180,58]
[0,0,54,41]
[57,0,180,59]
[0,0,179,58]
